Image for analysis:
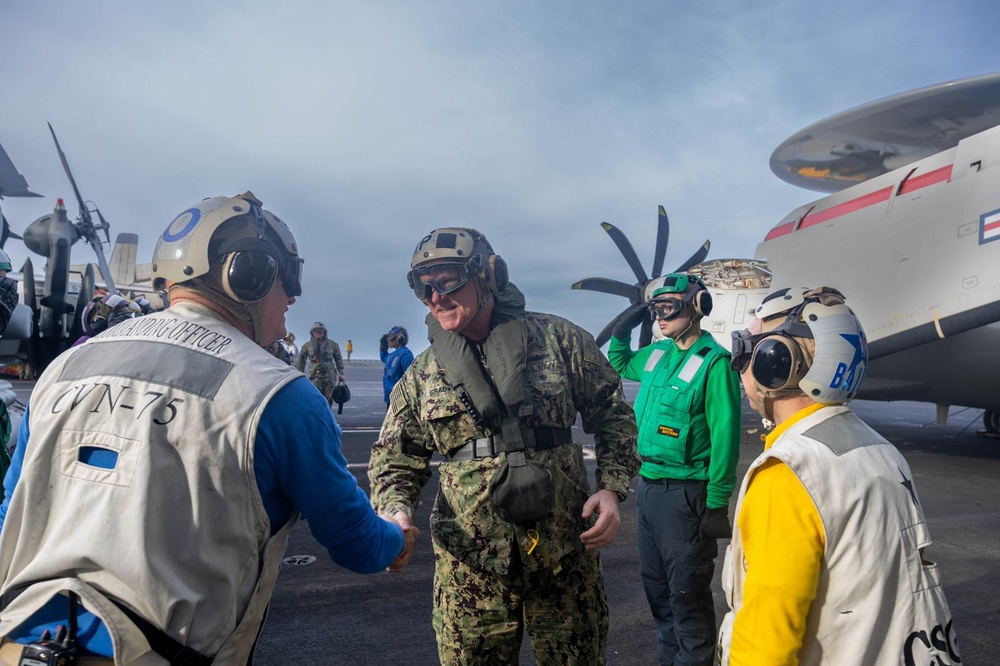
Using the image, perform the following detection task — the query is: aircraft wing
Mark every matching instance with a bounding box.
[0,141,42,198]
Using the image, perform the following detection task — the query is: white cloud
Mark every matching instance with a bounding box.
[1,0,998,356]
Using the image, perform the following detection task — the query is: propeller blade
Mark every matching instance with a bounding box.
[595,317,620,348]
[594,303,636,348]
[96,208,112,245]
[638,317,653,348]
[1,212,22,249]
[601,222,648,285]
[571,277,641,302]
[675,240,711,273]
[651,205,669,278]
[47,122,92,227]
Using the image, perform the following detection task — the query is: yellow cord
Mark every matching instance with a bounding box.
[526,529,539,555]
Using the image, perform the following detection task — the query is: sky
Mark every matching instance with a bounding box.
[2,1,999,359]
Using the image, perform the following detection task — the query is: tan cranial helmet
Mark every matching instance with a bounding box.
[407,227,509,300]
[151,191,304,345]
[732,287,868,411]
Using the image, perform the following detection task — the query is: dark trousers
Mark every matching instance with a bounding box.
[636,477,718,666]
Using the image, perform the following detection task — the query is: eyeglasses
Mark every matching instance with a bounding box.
[407,262,474,300]
[647,298,688,321]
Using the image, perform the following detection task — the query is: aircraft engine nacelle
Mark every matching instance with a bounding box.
[22,199,80,259]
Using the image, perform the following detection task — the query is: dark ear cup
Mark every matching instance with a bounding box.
[691,289,713,317]
[221,250,278,303]
[488,255,509,294]
[750,335,807,391]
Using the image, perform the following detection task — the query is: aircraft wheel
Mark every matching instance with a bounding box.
[983,410,1000,434]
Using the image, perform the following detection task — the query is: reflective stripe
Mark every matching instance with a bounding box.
[59,340,234,399]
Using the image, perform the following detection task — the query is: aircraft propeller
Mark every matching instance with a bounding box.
[572,205,710,347]
[47,123,118,295]
[0,209,23,249]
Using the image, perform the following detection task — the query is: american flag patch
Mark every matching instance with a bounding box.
[980,209,1000,244]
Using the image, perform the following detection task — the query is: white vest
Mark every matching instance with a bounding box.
[719,406,959,665]
[0,303,300,664]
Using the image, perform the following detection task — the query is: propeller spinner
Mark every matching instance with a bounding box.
[572,205,710,347]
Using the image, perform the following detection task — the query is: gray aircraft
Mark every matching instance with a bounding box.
[0,126,164,375]
[577,72,1000,434]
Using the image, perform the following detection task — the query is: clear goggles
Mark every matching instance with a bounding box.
[407,262,474,300]
[647,297,688,321]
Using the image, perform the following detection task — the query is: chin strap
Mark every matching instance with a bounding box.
[458,277,493,336]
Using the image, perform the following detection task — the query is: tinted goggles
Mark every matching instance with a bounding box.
[407,262,473,300]
[730,328,766,373]
[226,249,304,301]
[648,297,688,321]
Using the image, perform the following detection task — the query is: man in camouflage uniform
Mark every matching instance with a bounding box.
[368,228,640,665]
[0,249,18,336]
[295,321,345,405]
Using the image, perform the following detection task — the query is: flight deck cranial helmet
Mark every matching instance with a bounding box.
[407,228,508,302]
[151,191,303,345]
[388,325,408,346]
[649,273,713,322]
[731,286,868,415]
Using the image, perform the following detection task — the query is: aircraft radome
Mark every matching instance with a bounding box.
[0,126,166,376]
[577,72,1000,434]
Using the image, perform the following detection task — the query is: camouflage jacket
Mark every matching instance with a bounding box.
[295,338,344,377]
[368,311,639,574]
[0,278,18,335]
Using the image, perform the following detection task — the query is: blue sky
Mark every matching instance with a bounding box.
[2,1,999,358]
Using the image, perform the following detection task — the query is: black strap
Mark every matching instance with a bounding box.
[107,599,213,666]
[445,427,573,461]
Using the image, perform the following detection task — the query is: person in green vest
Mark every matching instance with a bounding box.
[607,273,741,666]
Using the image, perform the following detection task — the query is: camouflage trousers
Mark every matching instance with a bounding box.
[431,539,609,665]
[308,372,337,405]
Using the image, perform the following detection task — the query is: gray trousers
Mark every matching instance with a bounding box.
[636,477,718,666]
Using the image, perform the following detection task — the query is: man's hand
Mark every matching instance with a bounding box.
[338,373,346,382]
[579,489,621,550]
[384,511,420,572]
[700,506,732,540]
[380,334,389,353]
[612,302,649,340]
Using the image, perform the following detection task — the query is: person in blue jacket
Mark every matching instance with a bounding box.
[380,325,414,406]
[0,192,417,664]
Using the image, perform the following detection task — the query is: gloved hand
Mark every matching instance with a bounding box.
[379,334,389,353]
[612,302,649,339]
[700,506,732,540]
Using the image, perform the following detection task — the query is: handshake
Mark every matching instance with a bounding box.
[382,511,420,572]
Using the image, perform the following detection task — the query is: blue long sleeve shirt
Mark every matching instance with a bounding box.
[0,376,402,656]
[380,344,414,403]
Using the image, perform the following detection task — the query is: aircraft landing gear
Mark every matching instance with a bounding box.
[984,410,1000,435]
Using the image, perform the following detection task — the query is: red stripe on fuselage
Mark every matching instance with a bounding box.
[899,164,953,194]
[985,219,1000,233]
[800,186,893,229]
[763,164,954,240]
[764,220,796,241]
